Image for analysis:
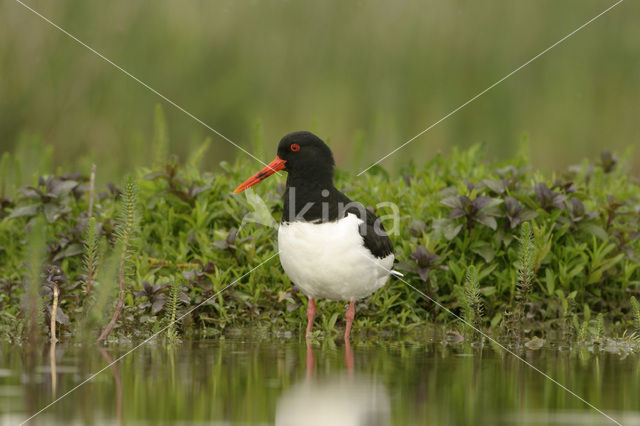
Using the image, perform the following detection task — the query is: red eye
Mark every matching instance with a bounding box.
[290,143,300,152]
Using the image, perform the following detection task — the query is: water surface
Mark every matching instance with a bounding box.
[2,335,639,425]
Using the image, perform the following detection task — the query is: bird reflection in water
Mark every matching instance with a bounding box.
[276,340,390,426]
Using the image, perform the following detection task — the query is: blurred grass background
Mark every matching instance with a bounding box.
[0,0,638,184]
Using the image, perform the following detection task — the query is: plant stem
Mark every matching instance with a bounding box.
[97,177,137,343]
[50,284,58,344]
[514,222,536,345]
[49,283,59,395]
[84,217,97,293]
[88,163,96,218]
[97,232,130,343]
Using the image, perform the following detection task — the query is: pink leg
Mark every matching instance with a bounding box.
[306,298,316,340]
[344,338,354,373]
[306,339,315,377]
[344,300,355,341]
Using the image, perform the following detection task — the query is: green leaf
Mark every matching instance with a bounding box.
[432,218,463,240]
[471,242,496,263]
[482,179,506,194]
[240,189,277,229]
[53,243,84,262]
[479,286,496,296]
[366,165,390,180]
[583,304,591,322]
[50,180,78,197]
[519,210,538,221]
[477,263,498,281]
[568,264,585,280]
[8,204,39,219]
[326,311,339,330]
[44,203,64,223]
[490,312,503,328]
[545,268,555,295]
[587,253,625,284]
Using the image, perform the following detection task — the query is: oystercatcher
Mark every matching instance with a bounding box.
[234,131,401,340]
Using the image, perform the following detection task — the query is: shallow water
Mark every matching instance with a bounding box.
[1,335,639,426]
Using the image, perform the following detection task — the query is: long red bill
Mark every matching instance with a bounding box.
[233,156,286,194]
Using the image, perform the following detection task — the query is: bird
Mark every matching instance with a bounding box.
[275,373,390,426]
[233,131,402,341]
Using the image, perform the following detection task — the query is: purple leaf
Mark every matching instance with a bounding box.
[450,208,466,219]
[509,216,522,229]
[441,195,464,209]
[152,295,167,314]
[472,196,493,211]
[179,291,191,304]
[535,182,552,202]
[475,215,497,230]
[54,306,70,326]
[409,220,428,236]
[417,267,431,282]
[504,196,522,215]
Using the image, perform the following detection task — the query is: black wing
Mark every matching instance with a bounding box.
[344,202,394,259]
[283,184,395,259]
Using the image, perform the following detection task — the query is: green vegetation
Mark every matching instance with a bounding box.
[0,124,639,345]
[97,176,139,342]
[456,265,484,333]
[82,217,99,292]
[632,296,640,332]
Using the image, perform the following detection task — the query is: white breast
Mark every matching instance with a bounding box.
[277,213,394,301]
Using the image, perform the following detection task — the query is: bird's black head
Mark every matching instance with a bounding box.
[277,131,335,178]
[233,131,335,193]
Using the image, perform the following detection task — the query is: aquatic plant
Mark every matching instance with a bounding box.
[577,317,589,343]
[459,265,484,337]
[165,279,182,342]
[97,176,139,342]
[513,222,536,341]
[595,313,605,343]
[23,218,45,345]
[517,223,536,298]
[83,217,100,293]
